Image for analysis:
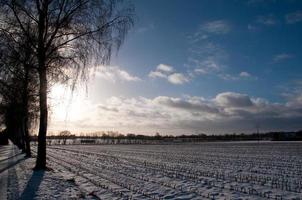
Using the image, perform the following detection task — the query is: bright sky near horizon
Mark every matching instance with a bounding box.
[49,0,302,135]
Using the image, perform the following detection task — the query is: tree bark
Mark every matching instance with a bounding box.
[35,68,47,169]
[35,1,48,169]
[23,119,31,157]
[22,67,31,157]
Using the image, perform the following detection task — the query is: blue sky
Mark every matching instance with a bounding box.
[110,0,302,101]
[50,0,302,135]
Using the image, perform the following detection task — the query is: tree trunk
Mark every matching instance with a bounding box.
[20,125,26,153]
[23,66,31,157]
[24,120,31,157]
[35,0,48,170]
[35,68,48,169]
[23,97,31,157]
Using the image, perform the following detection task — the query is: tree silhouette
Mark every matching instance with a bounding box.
[58,130,72,145]
[0,0,134,169]
[0,20,39,157]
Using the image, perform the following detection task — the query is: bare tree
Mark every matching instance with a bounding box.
[59,130,71,145]
[0,0,134,169]
[0,23,39,157]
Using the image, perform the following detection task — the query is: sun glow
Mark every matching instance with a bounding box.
[49,84,93,132]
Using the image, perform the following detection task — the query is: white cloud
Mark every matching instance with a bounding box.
[148,70,167,79]
[272,53,294,63]
[216,71,256,81]
[286,11,302,24]
[188,42,256,82]
[167,73,189,85]
[239,71,251,77]
[96,66,141,82]
[189,20,231,43]
[256,14,278,26]
[201,20,231,35]
[196,59,222,73]
[188,45,257,81]
[188,20,243,82]
[50,91,302,134]
[148,64,174,79]
[149,64,189,85]
[218,74,239,81]
[157,64,174,73]
[194,68,208,75]
[188,20,259,83]
[187,42,227,79]
[247,14,278,32]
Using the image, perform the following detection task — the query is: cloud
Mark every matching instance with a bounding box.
[216,71,256,81]
[256,14,278,25]
[187,20,257,84]
[148,64,174,79]
[239,71,251,77]
[189,20,231,43]
[272,53,294,63]
[149,64,189,85]
[167,73,189,85]
[50,91,302,134]
[154,96,219,113]
[194,68,208,75]
[286,11,302,24]
[187,41,256,82]
[156,64,174,73]
[192,58,223,74]
[247,14,278,31]
[201,20,231,35]
[215,92,253,107]
[188,21,249,83]
[96,66,141,82]
[187,42,227,77]
[218,74,239,81]
[98,105,119,112]
[148,70,167,79]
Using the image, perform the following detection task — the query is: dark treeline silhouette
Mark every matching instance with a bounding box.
[30,130,302,145]
[0,18,39,156]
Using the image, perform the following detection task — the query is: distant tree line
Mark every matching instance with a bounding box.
[30,130,302,145]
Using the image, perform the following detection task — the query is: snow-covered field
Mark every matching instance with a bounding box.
[42,142,302,199]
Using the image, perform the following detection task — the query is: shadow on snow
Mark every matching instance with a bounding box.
[19,170,45,200]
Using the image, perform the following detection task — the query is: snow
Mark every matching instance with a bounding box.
[0,143,24,200]
[1,141,302,199]
[45,142,302,199]
[1,143,84,200]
